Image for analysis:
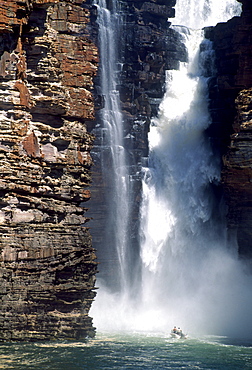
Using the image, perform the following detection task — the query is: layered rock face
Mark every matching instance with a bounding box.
[2,0,251,341]
[0,0,98,340]
[207,0,252,258]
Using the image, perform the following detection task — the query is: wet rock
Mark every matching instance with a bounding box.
[89,0,186,284]
[207,1,252,259]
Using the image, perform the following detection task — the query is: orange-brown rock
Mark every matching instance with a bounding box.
[0,1,31,32]
[0,0,98,341]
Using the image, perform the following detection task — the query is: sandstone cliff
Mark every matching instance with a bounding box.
[0,0,98,340]
[1,0,251,342]
[207,0,252,259]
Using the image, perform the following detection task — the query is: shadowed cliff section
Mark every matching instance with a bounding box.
[88,0,186,289]
[0,0,98,340]
[206,0,252,259]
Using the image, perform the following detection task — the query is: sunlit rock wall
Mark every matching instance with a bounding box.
[0,0,98,340]
[207,0,252,259]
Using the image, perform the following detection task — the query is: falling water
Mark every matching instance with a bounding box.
[173,0,242,28]
[91,0,252,338]
[92,0,131,294]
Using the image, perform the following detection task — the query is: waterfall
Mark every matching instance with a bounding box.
[91,0,132,294]
[139,31,228,335]
[173,0,242,28]
[91,0,252,338]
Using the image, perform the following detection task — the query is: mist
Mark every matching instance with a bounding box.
[90,0,252,340]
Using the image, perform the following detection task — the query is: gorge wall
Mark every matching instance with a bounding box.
[0,0,98,340]
[207,0,252,259]
[0,0,251,342]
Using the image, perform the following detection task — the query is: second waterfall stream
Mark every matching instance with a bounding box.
[91,0,252,338]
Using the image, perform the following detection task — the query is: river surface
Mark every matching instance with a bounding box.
[1,332,252,369]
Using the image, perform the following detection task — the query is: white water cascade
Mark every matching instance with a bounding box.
[173,0,242,29]
[91,0,252,338]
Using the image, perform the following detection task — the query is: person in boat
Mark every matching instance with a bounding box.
[172,326,177,334]
[171,326,187,338]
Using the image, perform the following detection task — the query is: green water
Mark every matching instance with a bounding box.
[1,332,251,369]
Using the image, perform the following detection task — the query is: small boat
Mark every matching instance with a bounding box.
[170,327,188,339]
[170,331,181,339]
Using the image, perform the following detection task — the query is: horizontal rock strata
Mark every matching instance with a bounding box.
[0,0,98,340]
[207,0,252,258]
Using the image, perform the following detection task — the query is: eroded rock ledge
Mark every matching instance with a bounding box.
[0,0,98,340]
